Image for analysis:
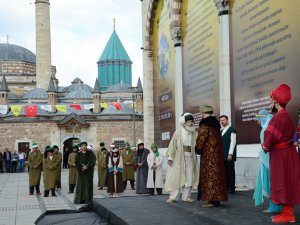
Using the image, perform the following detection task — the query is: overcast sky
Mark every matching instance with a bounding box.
[0,0,143,87]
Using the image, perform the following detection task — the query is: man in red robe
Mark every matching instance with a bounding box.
[262,84,300,223]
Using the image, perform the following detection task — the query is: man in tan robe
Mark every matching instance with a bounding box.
[97,142,108,190]
[165,113,199,203]
[28,143,43,195]
[43,146,59,197]
[68,145,78,193]
[121,142,135,190]
[53,145,62,190]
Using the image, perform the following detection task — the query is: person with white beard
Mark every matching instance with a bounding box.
[165,113,199,203]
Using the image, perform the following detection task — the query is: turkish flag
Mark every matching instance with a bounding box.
[113,102,122,111]
[69,104,81,110]
[25,105,38,117]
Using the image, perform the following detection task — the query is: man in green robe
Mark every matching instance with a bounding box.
[74,141,96,204]
[28,143,43,195]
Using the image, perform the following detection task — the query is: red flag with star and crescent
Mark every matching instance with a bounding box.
[25,105,38,117]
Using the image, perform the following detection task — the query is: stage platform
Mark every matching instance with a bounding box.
[36,191,300,225]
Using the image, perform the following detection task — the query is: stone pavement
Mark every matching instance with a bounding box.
[0,169,139,225]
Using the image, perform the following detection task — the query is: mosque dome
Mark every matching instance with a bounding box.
[64,89,93,99]
[106,82,131,92]
[0,43,36,63]
[62,78,93,92]
[23,88,48,99]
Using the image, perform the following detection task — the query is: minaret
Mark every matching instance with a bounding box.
[47,78,57,111]
[35,0,52,89]
[92,78,102,113]
[0,76,9,105]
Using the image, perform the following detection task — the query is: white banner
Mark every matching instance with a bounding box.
[40,105,52,112]
[83,104,94,109]
[0,105,8,115]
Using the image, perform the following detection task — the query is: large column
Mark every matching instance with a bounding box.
[143,49,155,148]
[35,0,52,89]
[215,0,232,122]
[171,26,183,129]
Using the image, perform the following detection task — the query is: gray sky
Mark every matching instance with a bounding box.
[0,0,143,87]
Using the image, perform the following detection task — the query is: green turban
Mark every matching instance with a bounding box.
[150,143,159,157]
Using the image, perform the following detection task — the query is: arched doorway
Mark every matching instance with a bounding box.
[62,137,81,169]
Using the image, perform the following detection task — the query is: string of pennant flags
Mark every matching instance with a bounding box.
[0,102,125,117]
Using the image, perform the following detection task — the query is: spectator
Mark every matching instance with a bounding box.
[18,151,26,172]
[11,150,19,173]
[0,152,3,173]
[3,148,11,173]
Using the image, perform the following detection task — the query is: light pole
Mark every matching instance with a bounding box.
[132,94,136,145]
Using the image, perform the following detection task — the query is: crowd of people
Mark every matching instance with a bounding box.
[0,148,26,173]
[0,83,299,223]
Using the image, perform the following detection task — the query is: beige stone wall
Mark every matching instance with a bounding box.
[0,122,58,152]
[0,120,144,153]
[0,61,36,75]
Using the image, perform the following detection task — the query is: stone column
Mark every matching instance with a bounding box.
[215,0,232,121]
[35,0,52,89]
[93,94,101,113]
[142,49,155,148]
[171,26,183,129]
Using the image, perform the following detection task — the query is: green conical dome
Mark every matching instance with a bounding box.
[99,31,131,61]
[97,29,132,91]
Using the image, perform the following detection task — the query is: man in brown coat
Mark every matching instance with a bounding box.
[28,143,43,195]
[195,105,228,208]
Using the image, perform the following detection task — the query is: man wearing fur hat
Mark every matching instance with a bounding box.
[28,143,43,195]
[135,139,150,194]
[165,113,199,203]
[196,105,228,208]
[262,84,300,223]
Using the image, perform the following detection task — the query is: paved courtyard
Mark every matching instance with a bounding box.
[0,169,138,225]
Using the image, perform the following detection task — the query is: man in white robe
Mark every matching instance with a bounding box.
[165,113,199,203]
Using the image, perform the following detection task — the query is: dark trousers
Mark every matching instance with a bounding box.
[148,188,162,195]
[123,180,135,190]
[224,160,235,193]
[4,160,11,173]
[11,161,18,173]
[148,171,162,195]
[0,161,3,173]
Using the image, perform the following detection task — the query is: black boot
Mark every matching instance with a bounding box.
[43,190,49,197]
[123,181,127,190]
[56,181,61,190]
[71,184,75,193]
[130,180,135,190]
[29,186,34,195]
[35,185,41,195]
[51,189,56,197]
[68,184,72,193]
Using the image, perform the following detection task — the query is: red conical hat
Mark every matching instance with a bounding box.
[270,84,291,104]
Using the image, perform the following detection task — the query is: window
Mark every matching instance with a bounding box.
[113,140,125,149]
